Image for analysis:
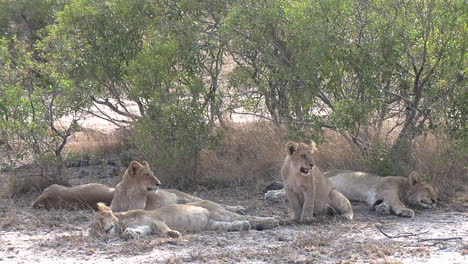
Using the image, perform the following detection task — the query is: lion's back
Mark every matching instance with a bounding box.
[328,171,381,205]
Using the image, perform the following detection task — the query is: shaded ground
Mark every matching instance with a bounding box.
[0,165,467,264]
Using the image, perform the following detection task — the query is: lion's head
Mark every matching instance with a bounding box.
[90,203,120,236]
[285,141,317,176]
[405,172,438,209]
[124,161,161,192]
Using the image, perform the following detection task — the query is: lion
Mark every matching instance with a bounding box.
[32,161,244,213]
[281,141,353,223]
[109,161,245,213]
[31,183,115,209]
[327,170,438,217]
[90,200,278,239]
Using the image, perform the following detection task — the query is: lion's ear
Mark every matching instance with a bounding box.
[97,203,112,214]
[128,161,142,177]
[409,171,423,185]
[286,141,298,156]
[142,161,149,168]
[309,141,318,152]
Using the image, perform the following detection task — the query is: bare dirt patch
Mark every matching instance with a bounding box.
[1,166,466,264]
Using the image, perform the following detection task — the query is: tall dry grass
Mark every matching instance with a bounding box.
[52,120,467,202]
[197,120,286,189]
[314,130,366,172]
[195,122,465,201]
[411,133,467,201]
[64,128,132,161]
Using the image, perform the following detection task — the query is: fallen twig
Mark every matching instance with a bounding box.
[376,225,428,238]
[418,237,462,242]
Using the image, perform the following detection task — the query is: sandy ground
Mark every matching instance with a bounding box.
[0,166,466,264]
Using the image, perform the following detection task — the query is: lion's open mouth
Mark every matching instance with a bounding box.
[419,201,434,208]
[300,167,310,175]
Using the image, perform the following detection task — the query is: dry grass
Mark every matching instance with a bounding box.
[20,118,464,202]
[196,120,286,189]
[412,133,467,201]
[315,129,366,172]
[64,128,132,161]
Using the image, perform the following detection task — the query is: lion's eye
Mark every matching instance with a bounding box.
[301,154,307,159]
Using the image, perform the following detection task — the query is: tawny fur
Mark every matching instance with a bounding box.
[109,161,244,213]
[32,161,243,213]
[281,141,353,223]
[32,183,115,209]
[90,200,278,239]
[327,170,438,217]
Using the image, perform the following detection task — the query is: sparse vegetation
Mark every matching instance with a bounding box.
[0,1,466,262]
[0,0,465,199]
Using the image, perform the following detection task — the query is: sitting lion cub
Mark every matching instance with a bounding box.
[281,141,353,222]
[328,170,438,217]
[90,200,278,239]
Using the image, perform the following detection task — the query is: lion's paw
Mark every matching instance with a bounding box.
[375,203,390,216]
[397,208,414,218]
[166,230,181,238]
[231,220,251,231]
[123,228,143,239]
[299,215,314,224]
[251,217,279,231]
[225,205,246,215]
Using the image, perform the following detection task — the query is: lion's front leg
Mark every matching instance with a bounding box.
[300,191,315,223]
[208,219,251,231]
[285,187,302,222]
[244,216,279,230]
[149,219,181,238]
[329,189,353,220]
[388,198,414,217]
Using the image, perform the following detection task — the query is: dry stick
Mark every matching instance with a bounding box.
[375,225,428,238]
[418,237,462,242]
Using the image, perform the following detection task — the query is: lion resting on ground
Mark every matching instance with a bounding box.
[90,200,278,239]
[109,160,199,212]
[33,161,244,214]
[281,141,353,222]
[328,170,438,217]
[32,183,115,209]
[110,161,245,213]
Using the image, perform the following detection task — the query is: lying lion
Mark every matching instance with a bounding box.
[281,141,353,223]
[31,183,115,210]
[109,161,245,213]
[328,170,438,217]
[90,200,278,239]
[32,161,244,213]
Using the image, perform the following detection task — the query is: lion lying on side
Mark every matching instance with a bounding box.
[31,183,115,209]
[90,200,278,239]
[32,161,244,214]
[281,141,353,223]
[328,170,438,217]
